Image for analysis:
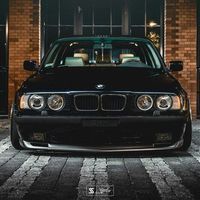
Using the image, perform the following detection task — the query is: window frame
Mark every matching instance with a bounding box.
[41,0,164,57]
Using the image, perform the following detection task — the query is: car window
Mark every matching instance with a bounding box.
[44,43,61,68]
[42,40,162,69]
[146,43,161,68]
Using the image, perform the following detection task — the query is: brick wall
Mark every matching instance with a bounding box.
[8,0,40,111]
[165,0,197,117]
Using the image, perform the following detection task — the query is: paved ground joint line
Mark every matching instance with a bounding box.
[53,157,68,190]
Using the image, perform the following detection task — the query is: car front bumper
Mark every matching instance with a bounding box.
[21,140,183,152]
[14,115,188,152]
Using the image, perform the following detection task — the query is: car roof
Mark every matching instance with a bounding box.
[55,36,150,44]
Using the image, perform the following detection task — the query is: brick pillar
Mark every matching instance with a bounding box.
[165,0,197,118]
[8,0,40,112]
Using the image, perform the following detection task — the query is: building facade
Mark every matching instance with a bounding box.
[0,0,198,117]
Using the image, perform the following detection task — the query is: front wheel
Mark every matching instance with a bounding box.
[179,119,192,151]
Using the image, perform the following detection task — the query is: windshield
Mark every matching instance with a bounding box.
[43,40,163,69]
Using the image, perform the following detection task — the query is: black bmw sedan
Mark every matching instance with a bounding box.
[11,37,192,152]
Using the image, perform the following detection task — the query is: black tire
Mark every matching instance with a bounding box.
[10,114,23,150]
[179,119,192,151]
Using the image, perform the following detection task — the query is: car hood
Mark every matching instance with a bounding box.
[22,67,181,94]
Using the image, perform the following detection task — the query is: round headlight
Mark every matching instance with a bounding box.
[47,95,65,111]
[156,95,172,111]
[29,95,45,110]
[137,95,153,111]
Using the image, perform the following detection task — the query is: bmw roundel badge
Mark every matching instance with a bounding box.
[95,84,106,90]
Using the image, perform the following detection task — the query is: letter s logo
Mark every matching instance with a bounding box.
[88,187,95,195]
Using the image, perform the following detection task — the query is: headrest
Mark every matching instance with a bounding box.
[74,53,89,62]
[65,57,84,67]
[122,57,141,64]
[119,54,134,61]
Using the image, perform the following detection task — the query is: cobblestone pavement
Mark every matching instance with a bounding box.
[0,119,9,129]
[0,119,200,200]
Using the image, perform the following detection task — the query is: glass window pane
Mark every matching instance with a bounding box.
[0,27,6,67]
[112,0,122,25]
[146,0,162,26]
[44,43,61,68]
[43,0,59,25]
[83,27,93,35]
[130,27,145,37]
[0,90,7,113]
[0,72,6,90]
[94,27,110,36]
[82,1,93,25]
[60,0,74,25]
[94,0,111,25]
[130,0,145,25]
[0,0,7,24]
[60,27,74,37]
[147,27,161,50]
[45,27,58,52]
[112,27,121,36]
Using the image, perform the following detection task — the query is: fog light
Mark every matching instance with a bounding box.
[32,133,45,141]
[156,133,172,142]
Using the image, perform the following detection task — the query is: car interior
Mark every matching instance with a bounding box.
[63,52,142,67]
[119,53,141,64]
[43,41,160,68]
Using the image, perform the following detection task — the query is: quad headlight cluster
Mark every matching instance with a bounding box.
[20,93,183,112]
[20,94,65,111]
[136,94,182,111]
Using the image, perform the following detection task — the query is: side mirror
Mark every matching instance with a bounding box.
[169,61,183,72]
[23,60,39,71]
